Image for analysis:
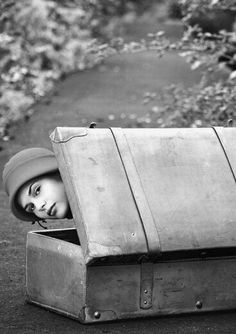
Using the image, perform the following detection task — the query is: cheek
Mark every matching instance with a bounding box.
[56,202,69,219]
[57,186,68,203]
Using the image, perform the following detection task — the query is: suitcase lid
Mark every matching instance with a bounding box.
[50,127,236,264]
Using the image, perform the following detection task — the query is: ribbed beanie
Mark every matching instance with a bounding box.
[2,147,58,221]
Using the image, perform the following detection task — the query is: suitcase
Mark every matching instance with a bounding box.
[26,127,236,323]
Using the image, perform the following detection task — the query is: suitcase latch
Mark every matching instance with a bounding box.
[140,261,153,309]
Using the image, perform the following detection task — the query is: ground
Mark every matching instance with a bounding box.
[1,17,236,334]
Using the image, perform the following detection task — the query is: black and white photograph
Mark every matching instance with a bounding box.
[1,0,236,333]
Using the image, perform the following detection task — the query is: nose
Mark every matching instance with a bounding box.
[33,198,46,212]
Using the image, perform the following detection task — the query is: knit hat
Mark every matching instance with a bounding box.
[2,147,58,222]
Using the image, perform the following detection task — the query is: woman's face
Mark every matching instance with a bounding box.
[17,173,70,220]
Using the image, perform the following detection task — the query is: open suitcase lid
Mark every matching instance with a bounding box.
[50,127,236,264]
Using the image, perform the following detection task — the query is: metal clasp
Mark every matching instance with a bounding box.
[140,259,153,309]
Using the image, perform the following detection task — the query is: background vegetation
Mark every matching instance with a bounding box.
[0,0,235,140]
[138,0,236,128]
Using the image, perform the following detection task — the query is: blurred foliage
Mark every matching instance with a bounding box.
[0,0,92,138]
[0,0,158,139]
[1,0,236,138]
[85,0,160,39]
[139,79,236,129]
[167,0,183,20]
[121,0,236,128]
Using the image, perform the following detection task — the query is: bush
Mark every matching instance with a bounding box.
[0,0,90,137]
[1,0,150,138]
[1,0,235,137]
[126,0,236,128]
[167,0,183,20]
[0,0,164,139]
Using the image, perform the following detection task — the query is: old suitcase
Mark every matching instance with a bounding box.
[26,126,236,323]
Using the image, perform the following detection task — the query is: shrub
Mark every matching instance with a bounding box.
[0,1,89,137]
[0,0,143,138]
[128,0,236,128]
[0,0,163,139]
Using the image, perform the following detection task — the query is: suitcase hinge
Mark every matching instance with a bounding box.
[140,258,153,309]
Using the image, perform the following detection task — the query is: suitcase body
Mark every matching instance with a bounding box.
[26,127,236,323]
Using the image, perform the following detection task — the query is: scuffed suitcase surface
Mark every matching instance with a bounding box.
[25,127,236,323]
[51,127,236,260]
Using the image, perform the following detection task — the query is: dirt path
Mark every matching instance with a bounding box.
[1,19,236,334]
[3,49,202,148]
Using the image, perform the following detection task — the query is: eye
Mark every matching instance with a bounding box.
[26,203,35,213]
[34,185,40,196]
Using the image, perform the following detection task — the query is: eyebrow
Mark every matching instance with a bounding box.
[28,182,34,196]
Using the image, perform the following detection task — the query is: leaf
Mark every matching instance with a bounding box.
[179,51,193,57]
[229,71,236,80]
[156,31,165,37]
[151,106,159,113]
[191,60,202,70]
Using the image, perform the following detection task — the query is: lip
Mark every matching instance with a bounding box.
[47,203,56,216]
